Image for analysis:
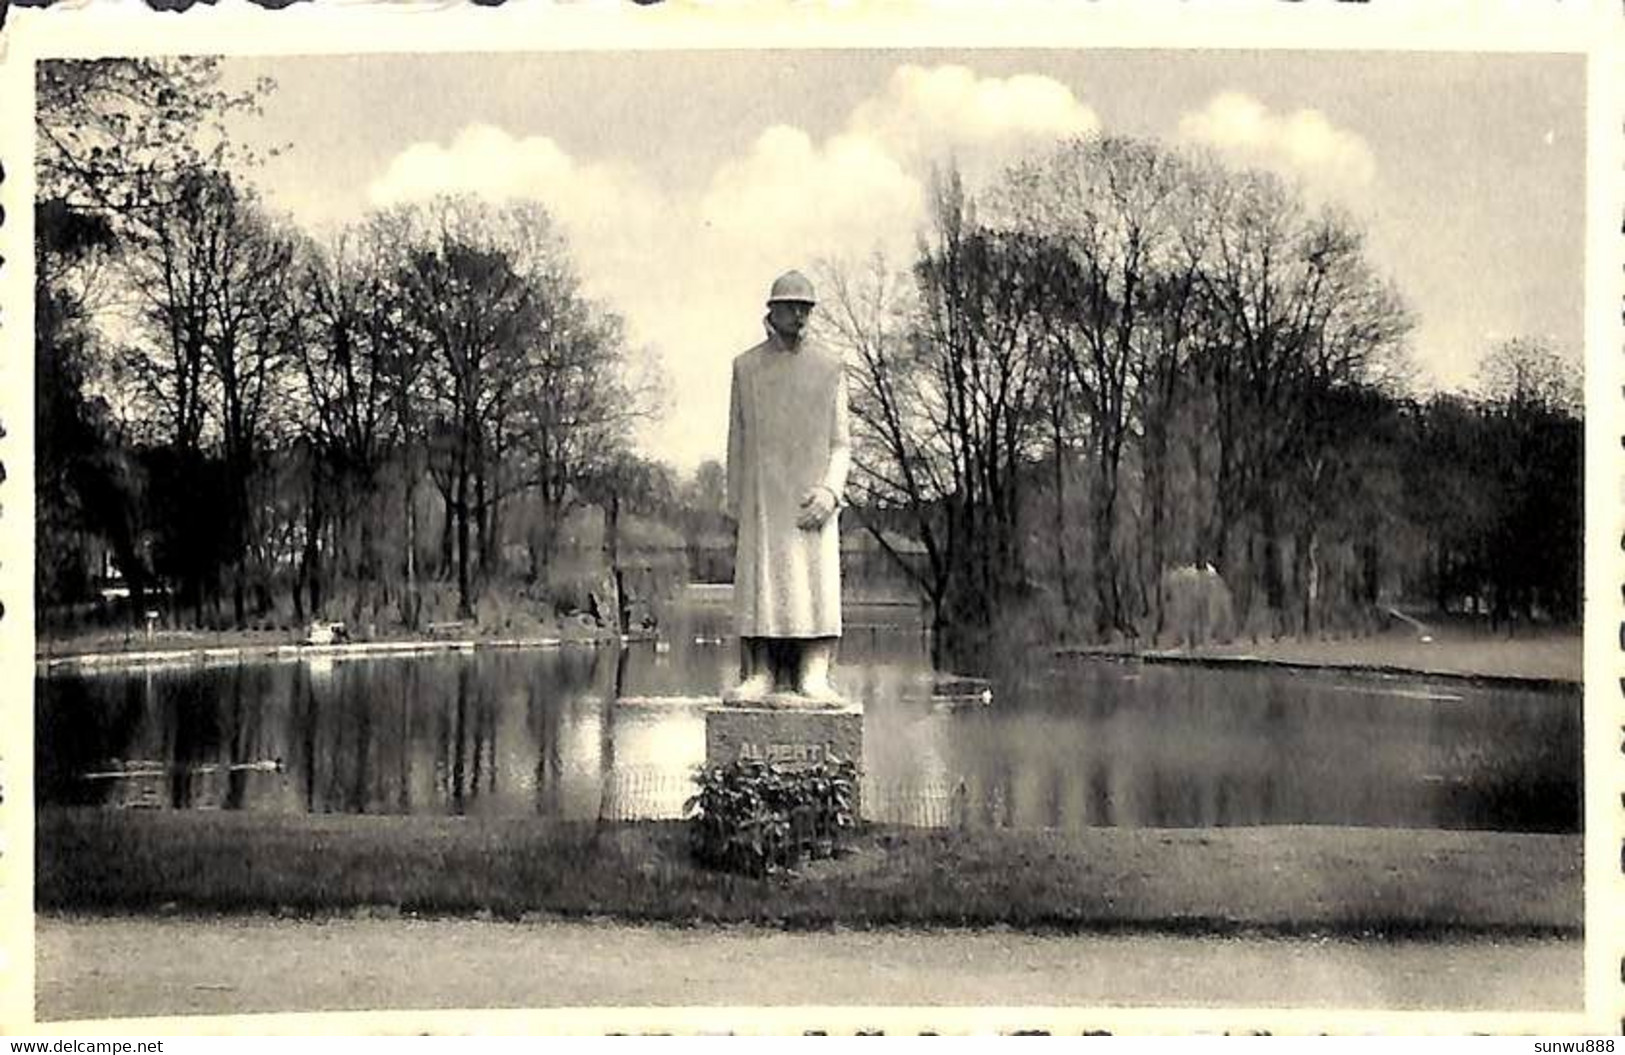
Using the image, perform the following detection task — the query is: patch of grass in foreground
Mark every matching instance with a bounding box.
[38,809,1581,937]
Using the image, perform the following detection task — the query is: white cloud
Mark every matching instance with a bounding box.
[1177,91,1376,203]
[700,125,925,275]
[371,124,645,213]
[367,123,669,286]
[850,63,1101,164]
[694,64,1099,279]
[365,122,689,396]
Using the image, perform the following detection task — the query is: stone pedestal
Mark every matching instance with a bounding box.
[704,702,864,771]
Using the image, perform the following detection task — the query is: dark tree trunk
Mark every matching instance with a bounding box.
[300,482,323,621]
[353,508,375,625]
[1260,494,1284,635]
[1297,525,1319,635]
[1432,539,1449,614]
[403,461,421,630]
[603,491,629,636]
[438,512,453,580]
[1146,443,1169,644]
[1051,429,1072,617]
[476,466,491,574]
[1092,453,1123,639]
[455,463,473,620]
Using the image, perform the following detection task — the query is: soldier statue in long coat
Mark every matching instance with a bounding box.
[724,270,851,703]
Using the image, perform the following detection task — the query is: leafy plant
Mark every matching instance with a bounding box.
[685,757,859,877]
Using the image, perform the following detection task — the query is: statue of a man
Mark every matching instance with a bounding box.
[723,270,851,704]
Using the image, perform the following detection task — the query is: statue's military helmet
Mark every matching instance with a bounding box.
[767,270,817,306]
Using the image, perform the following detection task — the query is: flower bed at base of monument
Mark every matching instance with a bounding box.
[687,758,859,876]
[37,808,1580,937]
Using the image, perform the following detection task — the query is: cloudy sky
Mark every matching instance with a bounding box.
[221,50,1584,472]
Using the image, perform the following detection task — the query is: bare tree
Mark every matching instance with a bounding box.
[34,58,283,621]
[113,167,298,621]
[817,251,957,623]
[204,188,299,622]
[1469,337,1582,624]
[1186,162,1411,628]
[510,293,650,578]
[394,203,543,619]
[295,222,413,621]
[36,58,275,244]
[825,170,1052,638]
[382,195,656,620]
[1474,336,1581,414]
[1001,137,1191,637]
[578,452,675,634]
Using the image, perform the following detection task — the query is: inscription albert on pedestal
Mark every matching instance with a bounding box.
[704,704,864,773]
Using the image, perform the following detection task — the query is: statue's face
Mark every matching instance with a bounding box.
[768,300,813,341]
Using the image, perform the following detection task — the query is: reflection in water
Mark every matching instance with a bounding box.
[37,598,1581,833]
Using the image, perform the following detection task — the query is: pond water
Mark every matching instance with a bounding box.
[37,589,1581,833]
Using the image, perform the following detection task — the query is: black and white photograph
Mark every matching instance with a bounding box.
[4,3,1618,1035]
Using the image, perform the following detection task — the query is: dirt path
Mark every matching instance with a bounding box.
[36,914,1581,1024]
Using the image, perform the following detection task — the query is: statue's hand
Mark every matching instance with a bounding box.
[797,487,838,530]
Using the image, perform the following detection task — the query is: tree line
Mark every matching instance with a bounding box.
[37,60,1580,645]
[819,139,1580,645]
[37,59,662,631]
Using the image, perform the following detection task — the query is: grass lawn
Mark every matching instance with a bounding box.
[38,808,1580,938]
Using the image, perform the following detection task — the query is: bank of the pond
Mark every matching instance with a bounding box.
[35,625,634,673]
[38,809,1580,938]
[1057,629,1582,689]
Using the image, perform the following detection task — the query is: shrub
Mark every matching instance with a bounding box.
[543,566,597,618]
[1158,564,1236,647]
[685,757,859,877]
